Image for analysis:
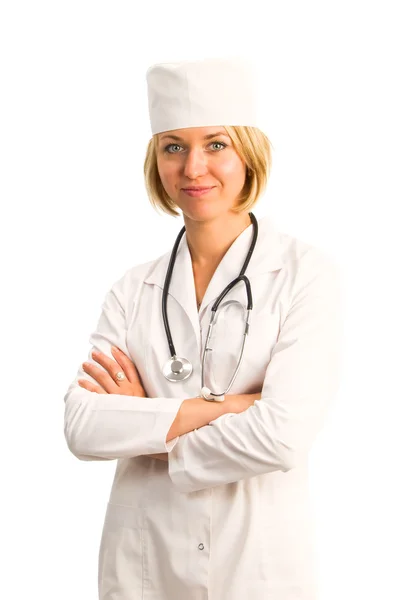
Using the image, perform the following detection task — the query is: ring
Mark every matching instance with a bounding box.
[115,371,126,382]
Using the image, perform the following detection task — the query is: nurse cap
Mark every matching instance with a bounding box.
[146,56,258,135]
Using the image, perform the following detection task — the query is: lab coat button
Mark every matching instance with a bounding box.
[198,543,204,550]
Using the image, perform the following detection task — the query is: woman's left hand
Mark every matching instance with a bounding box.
[78,346,147,397]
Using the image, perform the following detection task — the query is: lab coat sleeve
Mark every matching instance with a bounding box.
[63,276,184,461]
[167,249,344,493]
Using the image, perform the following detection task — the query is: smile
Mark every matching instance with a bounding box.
[182,187,215,197]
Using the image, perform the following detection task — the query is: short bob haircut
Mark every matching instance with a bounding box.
[143,126,273,218]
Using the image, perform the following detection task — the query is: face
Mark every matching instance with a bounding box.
[156,126,247,221]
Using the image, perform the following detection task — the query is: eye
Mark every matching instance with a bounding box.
[163,141,228,154]
[210,141,227,151]
[164,144,182,154]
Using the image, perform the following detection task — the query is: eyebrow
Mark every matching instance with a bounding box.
[159,131,229,142]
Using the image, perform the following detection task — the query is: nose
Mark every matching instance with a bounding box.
[183,148,208,179]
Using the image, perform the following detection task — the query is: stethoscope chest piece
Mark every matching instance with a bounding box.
[162,355,193,382]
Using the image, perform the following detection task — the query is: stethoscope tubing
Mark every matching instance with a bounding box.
[161,212,258,396]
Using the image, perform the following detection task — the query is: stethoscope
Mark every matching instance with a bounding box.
[161,212,258,402]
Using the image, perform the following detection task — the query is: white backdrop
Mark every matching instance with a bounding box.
[1,1,397,598]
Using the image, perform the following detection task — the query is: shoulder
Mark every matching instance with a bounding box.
[272,223,341,302]
[103,250,170,313]
[255,216,339,280]
[275,222,340,274]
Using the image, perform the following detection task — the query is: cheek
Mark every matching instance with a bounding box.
[157,163,176,192]
[217,156,246,182]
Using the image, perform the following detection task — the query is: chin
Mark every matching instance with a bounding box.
[182,204,231,222]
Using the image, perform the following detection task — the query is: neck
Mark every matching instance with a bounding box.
[184,212,252,269]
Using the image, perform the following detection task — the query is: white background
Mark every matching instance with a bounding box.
[1,1,397,598]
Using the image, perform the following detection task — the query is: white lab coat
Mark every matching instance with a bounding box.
[64,215,343,600]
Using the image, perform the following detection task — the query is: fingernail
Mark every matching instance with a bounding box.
[111,346,119,353]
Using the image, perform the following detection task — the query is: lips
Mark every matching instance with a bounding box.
[182,187,214,191]
[181,187,215,197]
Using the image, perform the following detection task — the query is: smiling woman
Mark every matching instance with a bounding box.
[64,56,343,600]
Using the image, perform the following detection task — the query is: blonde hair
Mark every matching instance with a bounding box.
[143,126,273,217]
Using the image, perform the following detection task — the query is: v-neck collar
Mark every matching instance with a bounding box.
[143,215,286,346]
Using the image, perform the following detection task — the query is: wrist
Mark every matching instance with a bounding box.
[168,396,232,440]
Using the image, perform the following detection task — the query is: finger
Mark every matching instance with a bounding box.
[110,347,144,386]
[88,349,130,387]
[78,379,107,394]
[82,361,119,394]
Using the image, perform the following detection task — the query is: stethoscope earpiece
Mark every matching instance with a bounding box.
[200,387,225,402]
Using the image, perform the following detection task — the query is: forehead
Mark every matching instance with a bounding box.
[158,126,229,141]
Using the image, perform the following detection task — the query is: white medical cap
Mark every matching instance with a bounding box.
[146,56,258,135]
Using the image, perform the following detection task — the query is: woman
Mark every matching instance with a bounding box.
[64,57,343,600]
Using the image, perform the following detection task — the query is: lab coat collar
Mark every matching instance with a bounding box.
[144,215,285,328]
